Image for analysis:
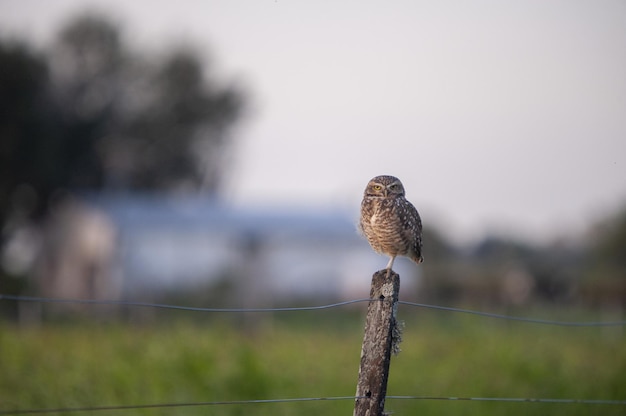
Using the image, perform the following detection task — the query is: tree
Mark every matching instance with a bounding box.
[589,206,626,274]
[0,42,51,227]
[0,13,247,277]
[47,14,246,192]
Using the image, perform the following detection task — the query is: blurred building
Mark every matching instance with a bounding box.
[33,193,418,307]
[37,197,120,303]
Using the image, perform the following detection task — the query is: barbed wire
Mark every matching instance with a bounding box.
[1,395,624,415]
[0,396,361,415]
[0,294,371,312]
[2,294,625,327]
[386,396,626,405]
[397,301,626,327]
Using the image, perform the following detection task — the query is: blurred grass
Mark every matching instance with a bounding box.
[1,307,624,416]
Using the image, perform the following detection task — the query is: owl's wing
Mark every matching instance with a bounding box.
[403,202,424,263]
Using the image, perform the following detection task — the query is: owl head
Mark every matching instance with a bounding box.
[364,175,405,198]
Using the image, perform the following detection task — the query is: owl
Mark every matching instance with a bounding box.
[359,175,423,271]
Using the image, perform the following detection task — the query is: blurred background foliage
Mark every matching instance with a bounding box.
[0,13,245,227]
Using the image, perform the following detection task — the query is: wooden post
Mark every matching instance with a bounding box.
[354,269,401,416]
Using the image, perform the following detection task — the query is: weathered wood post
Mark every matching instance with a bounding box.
[354,269,401,416]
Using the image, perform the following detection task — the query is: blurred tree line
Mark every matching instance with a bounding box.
[0,14,246,287]
[419,209,626,309]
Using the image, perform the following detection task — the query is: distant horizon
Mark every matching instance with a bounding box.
[78,189,618,248]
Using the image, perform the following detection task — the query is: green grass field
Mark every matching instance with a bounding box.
[1,306,624,415]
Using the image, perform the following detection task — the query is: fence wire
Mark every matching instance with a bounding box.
[0,396,361,415]
[0,294,371,312]
[1,395,625,415]
[2,294,625,327]
[386,396,626,405]
[397,300,626,327]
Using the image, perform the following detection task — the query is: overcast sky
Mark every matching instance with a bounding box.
[1,0,625,244]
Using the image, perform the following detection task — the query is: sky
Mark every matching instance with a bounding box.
[1,0,625,244]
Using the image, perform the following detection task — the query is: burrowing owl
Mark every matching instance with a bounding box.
[359,175,423,271]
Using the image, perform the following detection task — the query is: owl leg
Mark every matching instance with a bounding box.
[384,256,396,279]
[386,255,396,270]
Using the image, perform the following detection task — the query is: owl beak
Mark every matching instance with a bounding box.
[383,188,388,197]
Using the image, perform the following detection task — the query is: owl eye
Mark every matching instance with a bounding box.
[372,185,382,191]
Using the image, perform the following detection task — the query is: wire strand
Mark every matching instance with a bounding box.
[2,395,624,415]
[2,294,625,326]
[0,396,362,415]
[386,396,626,405]
[397,300,626,327]
[0,294,371,312]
